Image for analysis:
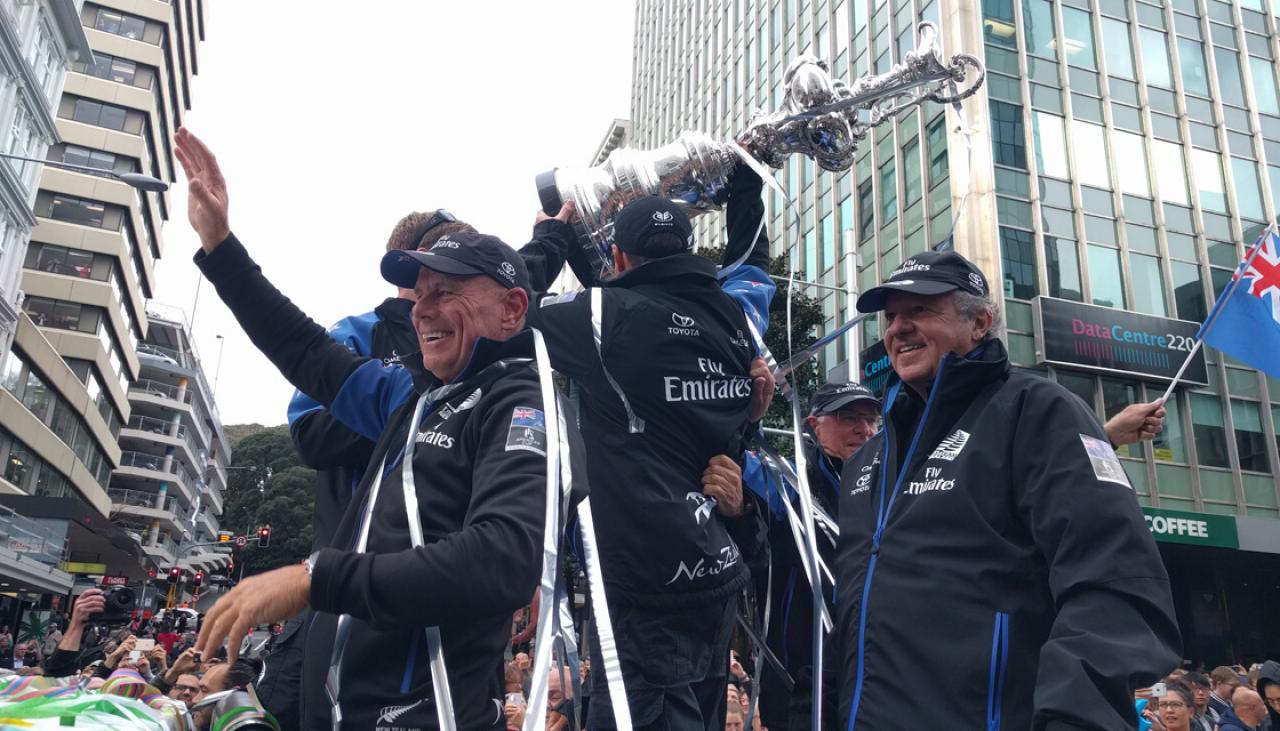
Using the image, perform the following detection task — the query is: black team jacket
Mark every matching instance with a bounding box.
[826,338,1180,731]
[196,230,570,731]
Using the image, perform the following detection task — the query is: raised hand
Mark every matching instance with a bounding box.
[174,127,231,251]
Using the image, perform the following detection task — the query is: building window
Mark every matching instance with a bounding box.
[1232,400,1271,473]
[1190,394,1230,469]
[926,117,948,184]
[1151,140,1189,206]
[999,226,1038,299]
[1129,253,1168,316]
[1152,396,1186,462]
[1045,236,1082,301]
[1214,48,1246,108]
[1138,28,1173,88]
[93,6,148,41]
[984,0,1017,47]
[1086,244,1126,308]
[1102,378,1144,458]
[22,296,103,334]
[47,194,107,227]
[1231,157,1265,221]
[1060,7,1097,70]
[1056,371,1096,410]
[24,243,105,280]
[75,51,143,87]
[1070,120,1111,189]
[71,98,128,132]
[53,144,134,174]
[858,180,875,240]
[1033,111,1069,179]
[1191,148,1228,214]
[1248,57,1279,116]
[879,161,897,220]
[1022,0,1057,59]
[30,16,62,102]
[990,101,1027,169]
[1113,130,1151,197]
[1100,18,1135,78]
[1176,38,1210,97]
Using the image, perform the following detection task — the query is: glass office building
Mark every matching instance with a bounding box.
[631,0,1280,665]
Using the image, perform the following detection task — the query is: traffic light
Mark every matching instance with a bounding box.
[167,566,181,585]
[146,566,157,580]
[257,525,271,548]
[218,530,234,543]
[225,557,234,574]
[193,570,204,588]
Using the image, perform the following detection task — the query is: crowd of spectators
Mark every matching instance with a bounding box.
[1134,661,1280,731]
[0,588,274,730]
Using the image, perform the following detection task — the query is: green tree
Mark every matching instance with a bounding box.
[221,426,314,576]
[696,246,824,451]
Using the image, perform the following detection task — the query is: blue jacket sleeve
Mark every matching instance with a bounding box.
[286,312,380,468]
[722,265,775,339]
[194,234,413,440]
[742,450,793,519]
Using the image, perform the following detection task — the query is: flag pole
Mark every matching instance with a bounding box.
[1159,223,1277,404]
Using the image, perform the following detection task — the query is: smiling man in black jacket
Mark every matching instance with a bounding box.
[826,250,1180,730]
[176,127,570,731]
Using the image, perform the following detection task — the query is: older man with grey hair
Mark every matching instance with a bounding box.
[821,250,1181,731]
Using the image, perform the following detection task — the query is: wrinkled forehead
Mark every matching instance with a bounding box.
[413,266,490,293]
[883,289,957,313]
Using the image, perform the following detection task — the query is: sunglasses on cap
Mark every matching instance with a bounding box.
[412,209,457,250]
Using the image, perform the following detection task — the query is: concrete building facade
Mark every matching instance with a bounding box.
[0,0,218,616]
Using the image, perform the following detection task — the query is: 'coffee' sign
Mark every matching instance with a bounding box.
[1034,297,1208,384]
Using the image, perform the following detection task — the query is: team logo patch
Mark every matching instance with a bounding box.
[499,261,517,281]
[929,429,971,461]
[653,210,674,223]
[506,407,547,456]
[968,271,985,292]
[1079,434,1131,488]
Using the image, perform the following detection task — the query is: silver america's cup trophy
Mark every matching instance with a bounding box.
[536,22,985,281]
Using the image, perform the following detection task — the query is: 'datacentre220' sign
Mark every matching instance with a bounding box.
[1034,297,1208,384]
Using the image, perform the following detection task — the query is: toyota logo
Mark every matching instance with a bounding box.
[671,312,696,328]
[652,210,674,223]
[499,261,517,279]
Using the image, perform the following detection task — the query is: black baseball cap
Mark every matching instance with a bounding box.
[613,196,694,257]
[810,381,880,415]
[856,250,990,313]
[381,231,529,290]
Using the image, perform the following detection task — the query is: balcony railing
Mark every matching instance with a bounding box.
[127,414,186,438]
[118,450,166,472]
[130,378,193,404]
[137,343,191,369]
[0,504,65,567]
[108,487,176,513]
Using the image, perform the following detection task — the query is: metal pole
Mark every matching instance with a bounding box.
[212,335,226,397]
[843,230,860,377]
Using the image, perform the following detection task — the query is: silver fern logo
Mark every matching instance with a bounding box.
[685,492,717,526]
[377,698,427,724]
[929,429,971,462]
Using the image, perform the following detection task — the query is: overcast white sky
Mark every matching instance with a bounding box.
[153,3,636,427]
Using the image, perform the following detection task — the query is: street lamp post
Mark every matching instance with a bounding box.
[0,151,169,192]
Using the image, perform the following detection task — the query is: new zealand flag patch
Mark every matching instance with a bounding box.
[506,407,547,456]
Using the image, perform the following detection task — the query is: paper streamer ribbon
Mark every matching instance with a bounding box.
[575,499,632,731]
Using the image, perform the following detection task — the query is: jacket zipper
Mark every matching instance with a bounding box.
[847,356,950,730]
[986,611,1009,731]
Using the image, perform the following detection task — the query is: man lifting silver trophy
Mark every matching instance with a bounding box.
[535,21,985,281]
